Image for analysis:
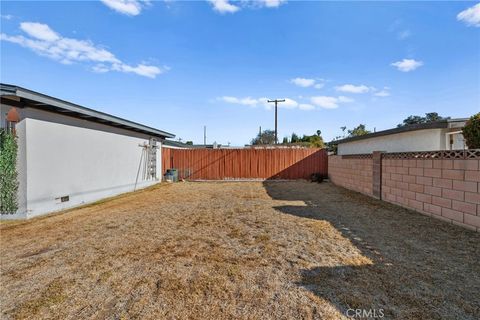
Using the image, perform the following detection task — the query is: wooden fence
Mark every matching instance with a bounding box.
[162,148,328,180]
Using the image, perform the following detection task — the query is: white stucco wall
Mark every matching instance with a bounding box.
[337,129,446,155]
[2,105,164,219]
[15,118,28,218]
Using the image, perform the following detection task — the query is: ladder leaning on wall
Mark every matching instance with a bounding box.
[137,138,159,185]
[147,138,158,179]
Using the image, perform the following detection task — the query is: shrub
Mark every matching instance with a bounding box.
[462,113,480,149]
[0,129,19,214]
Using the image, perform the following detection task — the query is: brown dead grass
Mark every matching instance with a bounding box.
[0,181,478,319]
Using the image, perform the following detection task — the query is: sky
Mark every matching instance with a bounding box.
[1,1,479,145]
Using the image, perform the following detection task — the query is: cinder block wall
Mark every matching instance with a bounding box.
[328,155,373,196]
[328,154,480,232]
[382,158,479,231]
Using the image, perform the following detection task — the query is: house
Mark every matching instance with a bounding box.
[334,119,467,155]
[163,140,223,149]
[163,140,191,149]
[0,84,174,219]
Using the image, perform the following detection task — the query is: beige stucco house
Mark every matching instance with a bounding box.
[335,119,468,155]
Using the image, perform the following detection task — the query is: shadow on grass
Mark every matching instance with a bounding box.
[263,180,480,320]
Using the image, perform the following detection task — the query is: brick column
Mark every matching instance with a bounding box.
[372,151,384,199]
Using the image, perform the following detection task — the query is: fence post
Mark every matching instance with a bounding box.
[372,151,384,199]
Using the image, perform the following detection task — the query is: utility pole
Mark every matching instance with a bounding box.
[267,99,285,144]
[203,125,207,146]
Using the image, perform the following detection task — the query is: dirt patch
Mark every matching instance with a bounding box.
[0,181,478,319]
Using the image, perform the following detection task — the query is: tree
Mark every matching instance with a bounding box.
[425,112,443,122]
[348,124,371,137]
[252,129,325,148]
[185,141,193,145]
[399,115,425,127]
[326,141,338,154]
[251,129,276,145]
[290,133,300,143]
[462,113,480,149]
[300,134,325,148]
[290,132,325,148]
[398,112,450,127]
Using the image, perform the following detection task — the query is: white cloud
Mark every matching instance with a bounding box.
[1,14,13,20]
[219,96,258,106]
[111,63,165,78]
[290,77,325,89]
[218,96,315,110]
[310,96,338,109]
[92,64,111,73]
[208,0,240,13]
[290,77,315,87]
[298,103,315,111]
[391,59,423,72]
[208,0,286,13]
[100,0,147,16]
[335,84,370,94]
[337,96,354,103]
[333,85,390,97]
[310,96,353,109]
[219,95,335,111]
[20,22,60,41]
[374,87,391,97]
[260,0,286,8]
[397,29,411,40]
[281,98,299,109]
[457,3,480,27]
[1,22,166,78]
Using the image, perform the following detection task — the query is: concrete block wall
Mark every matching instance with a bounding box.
[328,155,373,196]
[382,158,480,232]
[329,154,480,232]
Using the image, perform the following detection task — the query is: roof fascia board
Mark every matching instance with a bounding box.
[1,84,175,139]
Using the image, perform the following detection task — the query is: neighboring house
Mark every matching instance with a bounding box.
[163,140,191,149]
[0,84,174,219]
[163,140,223,149]
[334,119,467,155]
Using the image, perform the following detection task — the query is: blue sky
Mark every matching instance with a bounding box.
[1,1,479,145]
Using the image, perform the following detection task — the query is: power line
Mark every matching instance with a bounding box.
[267,99,285,144]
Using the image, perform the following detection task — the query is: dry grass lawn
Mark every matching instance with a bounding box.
[0,181,479,319]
